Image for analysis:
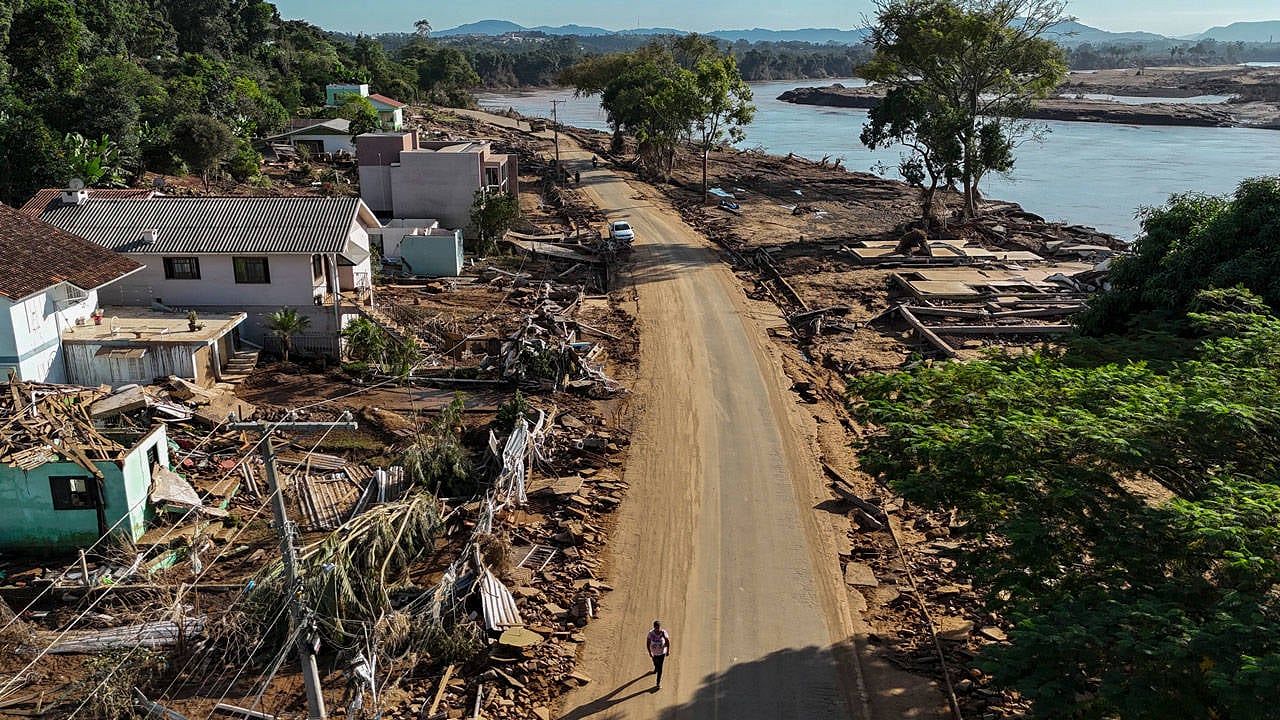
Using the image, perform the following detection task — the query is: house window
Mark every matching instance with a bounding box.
[312,254,325,281]
[233,257,271,284]
[50,476,97,510]
[163,257,201,280]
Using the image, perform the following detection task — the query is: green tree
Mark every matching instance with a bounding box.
[1080,177,1280,335]
[689,53,754,203]
[170,113,235,188]
[403,396,474,497]
[68,56,165,169]
[469,189,519,255]
[225,138,261,181]
[849,289,1280,719]
[411,44,480,106]
[861,86,964,225]
[600,52,699,179]
[7,0,85,96]
[337,94,381,137]
[0,97,68,206]
[228,76,287,137]
[862,0,1068,218]
[265,307,311,363]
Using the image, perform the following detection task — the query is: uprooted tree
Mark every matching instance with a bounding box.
[862,0,1068,218]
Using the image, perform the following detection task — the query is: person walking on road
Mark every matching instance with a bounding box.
[647,620,671,690]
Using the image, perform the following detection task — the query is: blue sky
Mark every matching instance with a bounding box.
[270,0,1277,37]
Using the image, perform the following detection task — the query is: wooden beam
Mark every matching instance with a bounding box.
[899,307,957,358]
[902,305,986,319]
[426,664,455,718]
[925,324,1073,335]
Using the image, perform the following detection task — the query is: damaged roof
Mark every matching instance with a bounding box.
[0,203,143,301]
[36,196,376,255]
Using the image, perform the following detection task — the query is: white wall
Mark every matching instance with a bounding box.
[0,286,99,383]
[294,133,355,155]
[102,254,326,309]
[64,342,199,388]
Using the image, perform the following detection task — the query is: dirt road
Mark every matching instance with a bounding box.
[561,158,863,719]
[452,108,941,719]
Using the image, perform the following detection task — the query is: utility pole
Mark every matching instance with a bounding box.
[550,99,565,180]
[229,415,358,720]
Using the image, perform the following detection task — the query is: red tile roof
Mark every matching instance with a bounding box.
[19,188,156,218]
[0,203,143,300]
[367,93,407,109]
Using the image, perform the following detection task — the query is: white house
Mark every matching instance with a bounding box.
[0,200,143,383]
[325,83,406,130]
[263,118,355,156]
[33,194,380,359]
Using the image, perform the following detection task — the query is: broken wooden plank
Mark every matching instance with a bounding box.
[926,323,1073,335]
[899,306,958,358]
[903,305,987,319]
[427,664,456,718]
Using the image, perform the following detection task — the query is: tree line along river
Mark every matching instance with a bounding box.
[478,79,1280,239]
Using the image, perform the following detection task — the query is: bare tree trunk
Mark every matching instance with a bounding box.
[702,145,710,204]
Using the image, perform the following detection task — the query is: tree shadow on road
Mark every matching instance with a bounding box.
[651,645,855,720]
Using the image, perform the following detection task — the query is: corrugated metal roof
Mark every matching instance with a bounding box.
[18,188,156,218]
[266,118,351,140]
[38,197,368,255]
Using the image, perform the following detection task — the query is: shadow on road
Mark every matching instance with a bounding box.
[559,645,864,720]
[558,673,654,720]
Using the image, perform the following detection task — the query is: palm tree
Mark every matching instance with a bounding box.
[265,308,310,363]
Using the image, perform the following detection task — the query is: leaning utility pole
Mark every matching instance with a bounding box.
[229,415,358,720]
[550,99,565,178]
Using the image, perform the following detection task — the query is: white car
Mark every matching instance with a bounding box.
[609,220,635,243]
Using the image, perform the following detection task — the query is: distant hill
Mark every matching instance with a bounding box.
[1044,20,1170,46]
[433,19,870,43]
[707,27,871,44]
[434,18,1280,47]
[1193,21,1280,43]
[434,20,529,36]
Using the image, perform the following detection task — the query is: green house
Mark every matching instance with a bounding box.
[0,423,169,550]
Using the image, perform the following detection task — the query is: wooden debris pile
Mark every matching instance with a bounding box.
[0,378,127,474]
[499,284,625,397]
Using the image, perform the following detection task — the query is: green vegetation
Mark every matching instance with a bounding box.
[1080,177,1280,335]
[335,94,381,137]
[403,396,476,497]
[469,189,520,254]
[264,307,310,363]
[0,0,484,205]
[848,179,1280,717]
[862,0,1068,218]
[563,36,756,183]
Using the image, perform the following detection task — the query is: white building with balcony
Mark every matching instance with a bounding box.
[32,194,379,358]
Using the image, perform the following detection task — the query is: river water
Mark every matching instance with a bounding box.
[478,79,1280,239]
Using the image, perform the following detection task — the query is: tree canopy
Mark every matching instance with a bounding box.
[565,37,754,182]
[862,0,1068,217]
[1080,177,1280,335]
[0,1,486,204]
[849,288,1280,718]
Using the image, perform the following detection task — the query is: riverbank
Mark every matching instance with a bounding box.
[777,84,1280,128]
